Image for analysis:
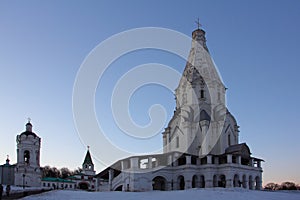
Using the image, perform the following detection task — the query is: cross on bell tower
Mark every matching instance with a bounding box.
[195,18,202,29]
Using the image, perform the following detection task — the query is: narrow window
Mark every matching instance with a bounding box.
[176,136,179,148]
[228,134,231,146]
[200,89,205,99]
[24,150,30,164]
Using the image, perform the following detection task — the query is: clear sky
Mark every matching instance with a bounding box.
[1,0,300,185]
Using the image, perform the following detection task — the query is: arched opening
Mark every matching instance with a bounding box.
[152,176,167,191]
[78,182,89,190]
[192,175,198,188]
[233,174,240,187]
[255,176,260,190]
[219,175,226,188]
[242,175,247,189]
[249,176,253,190]
[177,175,185,190]
[24,150,30,164]
[199,175,205,188]
[115,185,123,191]
[213,175,218,187]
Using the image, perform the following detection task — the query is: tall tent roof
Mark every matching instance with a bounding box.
[83,149,94,165]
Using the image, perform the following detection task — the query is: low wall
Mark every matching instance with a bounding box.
[2,188,52,199]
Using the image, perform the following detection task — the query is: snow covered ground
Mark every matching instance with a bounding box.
[21,188,300,200]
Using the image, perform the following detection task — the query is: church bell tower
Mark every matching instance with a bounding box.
[82,147,95,176]
[15,119,42,187]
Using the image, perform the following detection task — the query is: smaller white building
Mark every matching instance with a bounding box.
[41,177,76,190]
[66,148,98,191]
[0,157,15,185]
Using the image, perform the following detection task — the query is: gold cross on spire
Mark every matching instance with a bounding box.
[195,18,201,29]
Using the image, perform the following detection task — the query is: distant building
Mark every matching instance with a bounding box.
[0,156,15,185]
[96,27,264,192]
[41,177,76,190]
[14,121,42,187]
[2,120,99,190]
[66,148,98,191]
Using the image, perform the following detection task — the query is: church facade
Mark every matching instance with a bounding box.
[96,28,263,191]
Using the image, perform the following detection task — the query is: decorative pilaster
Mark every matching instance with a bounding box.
[186,155,191,165]
[148,157,153,169]
[226,178,233,188]
[108,169,114,191]
[207,155,212,164]
[227,154,232,164]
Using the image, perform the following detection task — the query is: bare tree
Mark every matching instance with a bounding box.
[281,182,297,190]
[60,167,71,179]
[264,183,280,191]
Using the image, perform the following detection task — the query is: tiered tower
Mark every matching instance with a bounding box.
[15,120,42,187]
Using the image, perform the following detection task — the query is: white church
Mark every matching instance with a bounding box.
[95,27,263,191]
[0,26,263,192]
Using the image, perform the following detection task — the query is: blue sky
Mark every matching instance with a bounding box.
[1,0,300,184]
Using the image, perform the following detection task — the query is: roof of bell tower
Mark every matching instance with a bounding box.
[20,119,38,137]
[83,148,94,165]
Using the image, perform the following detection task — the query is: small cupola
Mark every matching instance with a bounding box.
[192,19,208,52]
[26,118,33,132]
[5,155,10,165]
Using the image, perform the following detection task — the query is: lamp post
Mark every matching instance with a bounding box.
[22,174,25,189]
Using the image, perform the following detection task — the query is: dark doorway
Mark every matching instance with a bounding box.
[192,175,198,188]
[78,182,89,190]
[178,176,185,190]
[115,185,123,191]
[152,176,166,191]
[218,175,226,188]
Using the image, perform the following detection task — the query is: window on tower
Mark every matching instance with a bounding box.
[228,134,231,146]
[176,136,179,148]
[24,150,30,164]
[200,89,205,99]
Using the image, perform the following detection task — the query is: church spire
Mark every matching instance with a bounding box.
[82,146,95,175]
[83,146,94,165]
